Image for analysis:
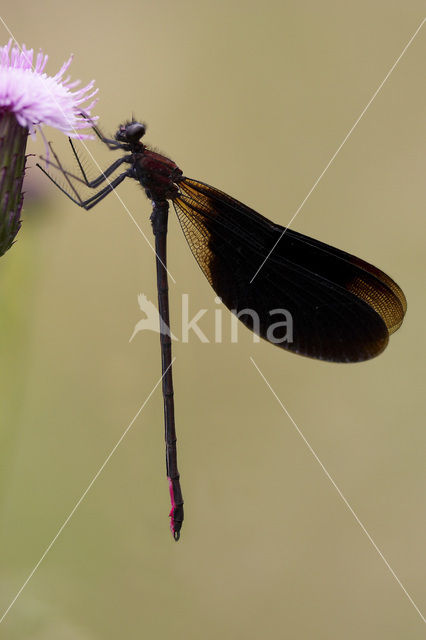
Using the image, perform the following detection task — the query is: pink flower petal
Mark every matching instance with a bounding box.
[0,40,99,139]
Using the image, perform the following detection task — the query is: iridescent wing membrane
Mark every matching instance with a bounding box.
[173,178,406,362]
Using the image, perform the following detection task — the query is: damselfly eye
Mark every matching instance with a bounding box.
[126,122,146,140]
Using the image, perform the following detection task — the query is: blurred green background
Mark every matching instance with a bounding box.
[0,1,425,638]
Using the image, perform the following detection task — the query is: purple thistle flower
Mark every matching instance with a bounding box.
[0,39,99,256]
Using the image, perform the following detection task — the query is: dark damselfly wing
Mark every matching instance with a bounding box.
[173,178,406,363]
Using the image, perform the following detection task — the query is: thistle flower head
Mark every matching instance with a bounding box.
[0,39,98,138]
[0,40,99,256]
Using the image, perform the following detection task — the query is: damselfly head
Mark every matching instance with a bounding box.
[115,121,146,143]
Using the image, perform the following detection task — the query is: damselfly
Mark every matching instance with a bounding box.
[38,117,407,541]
